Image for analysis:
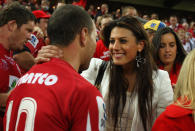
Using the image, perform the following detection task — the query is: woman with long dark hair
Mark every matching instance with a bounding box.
[152,27,187,87]
[81,16,173,131]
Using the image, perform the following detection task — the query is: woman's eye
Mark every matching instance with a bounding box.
[170,43,175,47]
[110,40,115,44]
[120,39,127,44]
[159,44,165,48]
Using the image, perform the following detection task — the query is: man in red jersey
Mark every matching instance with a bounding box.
[13,10,51,74]
[0,2,35,130]
[4,4,106,131]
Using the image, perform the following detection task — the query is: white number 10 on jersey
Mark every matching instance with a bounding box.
[6,97,37,131]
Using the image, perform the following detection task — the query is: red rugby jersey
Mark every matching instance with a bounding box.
[4,58,106,131]
[0,44,21,93]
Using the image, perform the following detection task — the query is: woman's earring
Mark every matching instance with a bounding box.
[136,52,146,68]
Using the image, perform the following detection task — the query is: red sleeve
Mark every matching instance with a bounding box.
[71,85,106,131]
[152,113,178,131]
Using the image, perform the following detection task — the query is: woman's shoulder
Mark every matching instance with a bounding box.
[90,58,104,66]
[153,69,169,80]
[152,69,172,92]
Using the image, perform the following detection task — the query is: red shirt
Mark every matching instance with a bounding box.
[152,104,195,131]
[25,33,46,58]
[4,58,106,131]
[0,44,21,130]
[0,44,21,93]
[93,39,110,61]
[158,64,181,86]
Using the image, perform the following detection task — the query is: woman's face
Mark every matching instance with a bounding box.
[109,27,143,66]
[158,33,177,66]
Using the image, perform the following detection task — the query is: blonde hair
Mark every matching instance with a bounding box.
[174,49,195,122]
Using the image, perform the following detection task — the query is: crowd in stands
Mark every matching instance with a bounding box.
[0,0,195,130]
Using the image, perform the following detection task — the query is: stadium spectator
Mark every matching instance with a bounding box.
[122,6,138,17]
[169,15,183,32]
[152,27,187,87]
[94,14,113,61]
[150,13,159,20]
[144,19,166,43]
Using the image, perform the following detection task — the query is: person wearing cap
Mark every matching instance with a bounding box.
[144,19,166,43]
[13,10,50,74]
[32,10,51,38]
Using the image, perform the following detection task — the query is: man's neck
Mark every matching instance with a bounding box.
[0,28,10,50]
[58,44,81,72]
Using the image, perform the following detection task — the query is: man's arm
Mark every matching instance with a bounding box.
[13,51,35,71]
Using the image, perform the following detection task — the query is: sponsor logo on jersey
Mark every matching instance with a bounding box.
[9,75,19,90]
[16,73,58,86]
[28,34,39,48]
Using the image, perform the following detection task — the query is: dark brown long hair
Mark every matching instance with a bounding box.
[102,16,157,131]
[152,27,187,73]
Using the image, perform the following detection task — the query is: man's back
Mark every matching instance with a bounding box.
[4,58,105,131]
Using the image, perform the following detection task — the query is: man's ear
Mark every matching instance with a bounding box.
[7,20,17,32]
[137,41,145,52]
[80,27,89,47]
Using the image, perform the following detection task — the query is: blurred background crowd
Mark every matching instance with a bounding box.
[0,0,194,53]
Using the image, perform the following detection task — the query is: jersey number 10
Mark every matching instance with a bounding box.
[6,97,37,131]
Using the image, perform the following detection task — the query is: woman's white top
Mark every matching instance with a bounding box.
[81,58,173,131]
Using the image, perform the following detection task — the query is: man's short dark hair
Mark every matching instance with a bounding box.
[0,2,36,28]
[47,4,93,46]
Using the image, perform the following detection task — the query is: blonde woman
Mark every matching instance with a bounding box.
[152,49,195,131]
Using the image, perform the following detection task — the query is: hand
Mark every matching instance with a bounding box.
[35,45,64,64]
[33,26,44,39]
